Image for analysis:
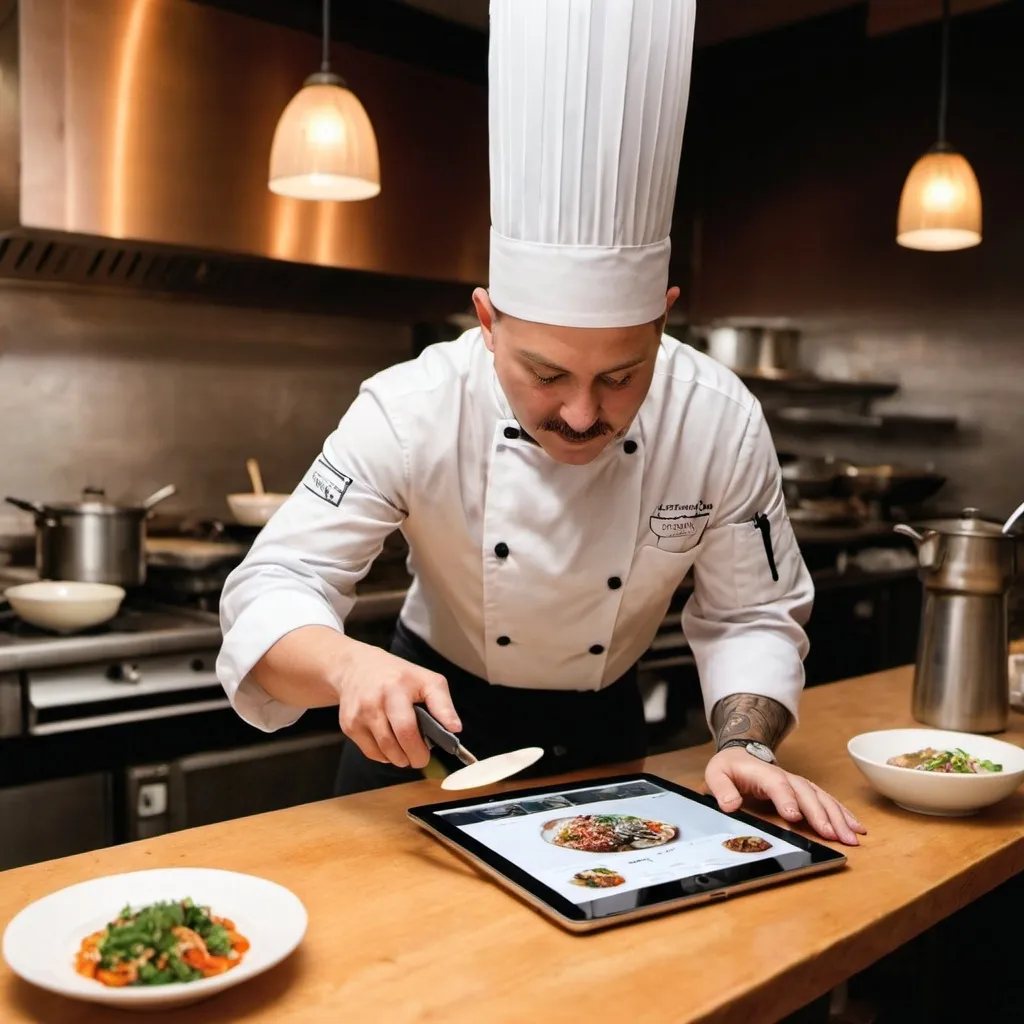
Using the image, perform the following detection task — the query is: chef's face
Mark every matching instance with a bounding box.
[473,287,680,466]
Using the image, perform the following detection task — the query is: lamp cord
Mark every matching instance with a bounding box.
[321,0,331,73]
[937,0,950,145]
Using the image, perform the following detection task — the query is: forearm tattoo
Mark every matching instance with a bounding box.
[711,693,791,751]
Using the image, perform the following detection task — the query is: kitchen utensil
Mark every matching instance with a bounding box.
[894,508,1017,733]
[5,485,177,587]
[705,323,805,379]
[226,492,289,527]
[847,728,1024,816]
[4,580,125,633]
[413,705,544,791]
[1,867,307,1011]
[246,458,265,495]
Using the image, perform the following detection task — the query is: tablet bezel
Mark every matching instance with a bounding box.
[407,771,848,933]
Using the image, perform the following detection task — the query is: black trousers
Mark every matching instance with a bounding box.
[333,619,647,797]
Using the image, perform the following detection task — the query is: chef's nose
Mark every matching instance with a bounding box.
[560,389,600,433]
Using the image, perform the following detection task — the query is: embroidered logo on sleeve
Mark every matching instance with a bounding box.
[303,456,353,507]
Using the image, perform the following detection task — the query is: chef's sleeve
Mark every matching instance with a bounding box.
[682,400,814,735]
[216,390,408,732]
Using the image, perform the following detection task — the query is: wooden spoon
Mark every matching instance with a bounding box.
[246,458,265,495]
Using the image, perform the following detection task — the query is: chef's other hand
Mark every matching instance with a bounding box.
[336,641,460,770]
[704,747,866,847]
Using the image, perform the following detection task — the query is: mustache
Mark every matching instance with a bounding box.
[540,417,612,442]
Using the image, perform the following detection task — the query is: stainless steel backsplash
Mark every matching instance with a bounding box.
[777,311,1024,521]
[0,283,413,539]
[1,283,1020,544]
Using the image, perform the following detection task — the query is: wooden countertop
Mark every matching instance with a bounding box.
[3,664,1024,1024]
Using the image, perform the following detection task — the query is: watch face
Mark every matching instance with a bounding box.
[747,742,776,763]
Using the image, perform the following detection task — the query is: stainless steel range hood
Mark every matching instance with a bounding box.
[0,0,489,313]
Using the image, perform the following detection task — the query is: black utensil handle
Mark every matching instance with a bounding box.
[413,704,461,757]
[753,512,779,582]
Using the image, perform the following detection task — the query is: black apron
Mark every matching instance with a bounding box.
[333,619,647,797]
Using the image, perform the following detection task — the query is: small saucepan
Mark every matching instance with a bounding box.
[5,484,176,588]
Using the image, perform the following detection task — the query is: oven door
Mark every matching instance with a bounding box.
[124,731,346,841]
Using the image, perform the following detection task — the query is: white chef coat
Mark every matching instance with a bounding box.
[216,329,814,735]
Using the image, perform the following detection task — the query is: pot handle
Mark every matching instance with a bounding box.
[5,496,47,518]
[1001,498,1024,535]
[142,484,177,511]
[893,524,926,545]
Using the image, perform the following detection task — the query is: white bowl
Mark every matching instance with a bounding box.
[4,581,125,633]
[226,492,289,527]
[848,728,1024,817]
[2,867,307,1011]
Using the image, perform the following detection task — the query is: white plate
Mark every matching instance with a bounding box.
[2,867,307,1011]
[847,728,1024,816]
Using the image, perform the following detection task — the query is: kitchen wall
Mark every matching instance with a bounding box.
[0,282,413,539]
[671,1,1024,519]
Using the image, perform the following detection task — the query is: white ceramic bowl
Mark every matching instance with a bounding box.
[2,867,307,1011]
[226,492,288,527]
[848,727,1024,817]
[4,581,125,633]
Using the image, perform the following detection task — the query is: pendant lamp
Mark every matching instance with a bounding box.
[896,0,981,251]
[268,0,381,201]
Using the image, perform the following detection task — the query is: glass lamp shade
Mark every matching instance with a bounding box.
[896,147,982,251]
[268,73,380,201]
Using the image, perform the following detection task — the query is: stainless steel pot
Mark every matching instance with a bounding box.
[705,324,803,378]
[894,508,1018,733]
[5,484,176,586]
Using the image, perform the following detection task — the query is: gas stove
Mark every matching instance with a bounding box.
[0,569,224,738]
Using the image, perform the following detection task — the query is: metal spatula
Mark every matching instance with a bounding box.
[413,705,544,791]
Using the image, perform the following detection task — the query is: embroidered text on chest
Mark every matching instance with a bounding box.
[649,500,714,540]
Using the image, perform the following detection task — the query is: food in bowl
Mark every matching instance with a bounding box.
[886,747,1002,774]
[847,728,1024,816]
[74,898,249,987]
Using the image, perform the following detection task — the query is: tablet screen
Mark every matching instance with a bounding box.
[433,776,814,912]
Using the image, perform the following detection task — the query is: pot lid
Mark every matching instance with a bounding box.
[40,484,177,516]
[44,488,150,515]
[915,507,1008,538]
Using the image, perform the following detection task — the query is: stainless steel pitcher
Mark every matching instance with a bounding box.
[894,508,1017,733]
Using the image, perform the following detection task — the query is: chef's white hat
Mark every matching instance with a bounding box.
[487,0,696,329]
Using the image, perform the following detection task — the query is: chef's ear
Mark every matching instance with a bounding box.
[472,287,498,351]
[664,286,681,314]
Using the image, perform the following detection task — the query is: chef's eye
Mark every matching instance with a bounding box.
[532,371,564,385]
[602,374,633,388]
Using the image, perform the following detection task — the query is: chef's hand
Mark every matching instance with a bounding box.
[335,641,461,769]
[705,747,867,846]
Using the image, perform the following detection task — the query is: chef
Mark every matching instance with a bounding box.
[217,0,865,847]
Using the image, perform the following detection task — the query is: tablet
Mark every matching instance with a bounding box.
[408,772,847,933]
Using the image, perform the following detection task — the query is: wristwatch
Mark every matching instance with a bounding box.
[719,739,777,765]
